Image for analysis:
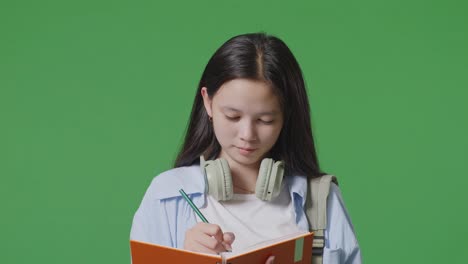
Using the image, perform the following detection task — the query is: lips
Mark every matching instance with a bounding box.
[237,147,257,151]
[237,146,256,155]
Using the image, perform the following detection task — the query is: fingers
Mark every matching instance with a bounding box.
[223,232,235,244]
[193,230,229,253]
[197,223,224,241]
[222,232,235,251]
[184,223,235,254]
[265,256,276,264]
[195,223,227,252]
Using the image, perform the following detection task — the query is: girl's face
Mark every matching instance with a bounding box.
[201,78,284,168]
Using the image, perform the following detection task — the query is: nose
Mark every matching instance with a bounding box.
[239,120,258,142]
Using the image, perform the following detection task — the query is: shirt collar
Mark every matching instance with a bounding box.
[152,165,206,207]
[152,164,308,208]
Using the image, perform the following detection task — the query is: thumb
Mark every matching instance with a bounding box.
[265,255,275,264]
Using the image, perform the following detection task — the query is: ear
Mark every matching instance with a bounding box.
[201,87,213,118]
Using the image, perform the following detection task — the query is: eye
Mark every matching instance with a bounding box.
[258,119,274,124]
[225,115,240,121]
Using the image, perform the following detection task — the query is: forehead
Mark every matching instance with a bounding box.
[213,79,280,111]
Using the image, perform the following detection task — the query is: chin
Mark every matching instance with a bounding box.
[220,146,265,166]
[231,152,263,165]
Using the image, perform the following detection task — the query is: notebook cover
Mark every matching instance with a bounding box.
[130,240,222,264]
[224,232,313,264]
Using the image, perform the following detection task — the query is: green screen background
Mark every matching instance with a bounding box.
[1,0,467,263]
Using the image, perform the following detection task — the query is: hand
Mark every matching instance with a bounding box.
[265,256,275,264]
[184,222,235,254]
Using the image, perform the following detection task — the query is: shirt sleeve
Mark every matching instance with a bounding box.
[130,198,154,242]
[323,183,362,264]
[129,177,174,247]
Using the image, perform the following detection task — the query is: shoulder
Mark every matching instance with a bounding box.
[325,182,362,261]
[131,165,205,245]
[327,182,358,238]
[143,165,206,201]
[328,182,347,212]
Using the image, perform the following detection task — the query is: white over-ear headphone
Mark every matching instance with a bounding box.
[199,155,285,201]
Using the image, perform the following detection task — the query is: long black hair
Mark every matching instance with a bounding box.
[174,32,324,178]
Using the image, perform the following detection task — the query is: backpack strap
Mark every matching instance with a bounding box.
[305,174,338,264]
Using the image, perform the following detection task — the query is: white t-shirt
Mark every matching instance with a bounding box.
[196,182,301,252]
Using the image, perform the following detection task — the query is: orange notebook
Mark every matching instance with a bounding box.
[130,231,313,264]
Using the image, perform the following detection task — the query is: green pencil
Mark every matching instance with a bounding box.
[179,188,232,253]
[179,189,209,223]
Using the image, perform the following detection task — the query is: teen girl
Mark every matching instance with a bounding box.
[130,33,362,264]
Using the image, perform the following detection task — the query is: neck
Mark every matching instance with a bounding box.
[231,166,258,194]
[219,152,261,194]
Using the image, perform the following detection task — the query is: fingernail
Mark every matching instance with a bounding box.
[222,242,232,252]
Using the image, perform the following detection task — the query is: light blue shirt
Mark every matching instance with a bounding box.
[130,165,362,263]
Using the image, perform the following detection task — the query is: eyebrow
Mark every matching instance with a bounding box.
[221,106,279,116]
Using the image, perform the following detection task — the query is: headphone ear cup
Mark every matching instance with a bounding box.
[255,159,284,201]
[203,158,233,201]
[255,158,273,201]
